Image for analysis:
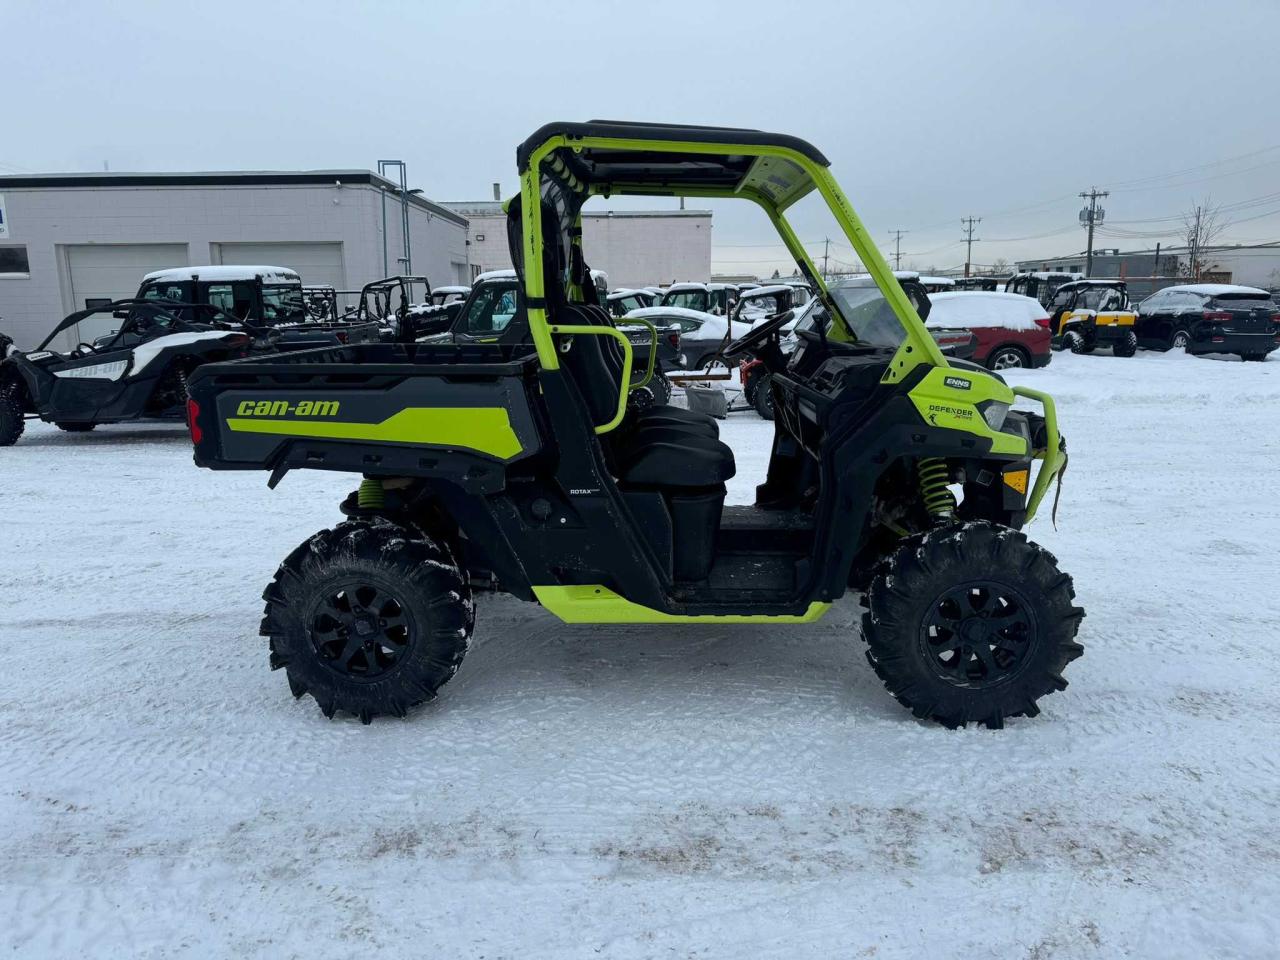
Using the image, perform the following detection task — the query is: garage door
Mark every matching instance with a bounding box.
[65,243,188,342]
[213,242,345,289]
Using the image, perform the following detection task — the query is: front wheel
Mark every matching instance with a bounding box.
[988,346,1028,371]
[1112,330,1138,357]
[261,518,474,723]
[752,372,775,419]
[861,522,1085,729]
[1063,330,1093,354]
[0,387,24,446]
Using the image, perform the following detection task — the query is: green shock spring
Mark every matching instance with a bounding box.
[357,477,385,510]
[918,458,956,520]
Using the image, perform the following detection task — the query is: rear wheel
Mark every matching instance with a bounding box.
[261,518,474,724]
[1170,328,1191,351]
[0,387,24,446]
[1112,330,1138,357]
[54,421,96,432]
[988,346,1028,371]
[1241,352,1268,362]
[861,522,1085,729]
[752,372,775,419]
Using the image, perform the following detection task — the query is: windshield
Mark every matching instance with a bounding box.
[663,289,710,312]
[262,284,306,325]
[1077,286,1124,310]
[825,282,911,348]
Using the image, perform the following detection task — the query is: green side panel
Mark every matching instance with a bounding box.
[533,585,832,624]
[907,367,1026,456]
[227,407,523,460]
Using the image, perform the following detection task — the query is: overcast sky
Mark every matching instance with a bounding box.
[6,0,1280,276]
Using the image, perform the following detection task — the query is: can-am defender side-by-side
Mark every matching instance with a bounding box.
[187,121,1082,728]
[0,299,254,445]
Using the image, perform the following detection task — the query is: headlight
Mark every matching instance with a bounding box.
[981,400,1010,431]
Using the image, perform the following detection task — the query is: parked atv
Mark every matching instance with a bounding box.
[187,120,1082,730]
[0,299,254,445]
[1047,280,1138,357]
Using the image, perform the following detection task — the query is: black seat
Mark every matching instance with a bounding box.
[620,433,736,487]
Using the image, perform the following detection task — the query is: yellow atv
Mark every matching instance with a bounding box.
[1048,280,1138,357]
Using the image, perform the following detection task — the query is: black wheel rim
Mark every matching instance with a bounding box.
[920,581,1037,689]
[309,581,414,681]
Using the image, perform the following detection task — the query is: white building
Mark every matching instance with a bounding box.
[0,171,468,348]
[444,201,711,290]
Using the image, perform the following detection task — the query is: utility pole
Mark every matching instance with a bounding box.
[889,230,907,270]
[961,217,981,277]
[1078,188,1109,277]
[1189,205,1202,279]
[821,238,830,280]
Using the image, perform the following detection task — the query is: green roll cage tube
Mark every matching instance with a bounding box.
[515,128,1064,523]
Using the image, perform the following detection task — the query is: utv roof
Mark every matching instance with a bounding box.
[143,265,300,284]
[517,120,830,208]
[1057,279,1128,290]
[474,269,518,283]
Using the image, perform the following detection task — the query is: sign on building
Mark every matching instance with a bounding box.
[0,194,8,238]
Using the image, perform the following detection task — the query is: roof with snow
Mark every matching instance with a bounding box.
[142,265,300,284]
[1164,283,1270,296]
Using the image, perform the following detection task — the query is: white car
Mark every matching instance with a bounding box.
[625,306,753,370]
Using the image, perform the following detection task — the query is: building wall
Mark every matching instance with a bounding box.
[1016,245,1280,294]
[445,203,712,290]
[0,180,467,348]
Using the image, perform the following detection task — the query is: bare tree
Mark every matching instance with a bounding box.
[1181,198,1228,279]
[988,257,1010,277]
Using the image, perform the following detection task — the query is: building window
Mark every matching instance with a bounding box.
[0,245,30,277]
[474,234,486,242]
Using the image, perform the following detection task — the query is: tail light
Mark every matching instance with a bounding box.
[336,331,350,344]
[185,397,202,444]
[1203,311,1233,323]
[1034,317,1051,329]
[667,331,680,349]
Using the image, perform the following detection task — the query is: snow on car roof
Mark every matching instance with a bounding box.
[607,288,646,299]
[925,292,1048,331]
[738,284,793,299]
[919,276,956,286]
[1164,283,1270,297]
[626,305,722,324]
[142,265,300,283]
[434,285,470,294]
[474,269,517,283]
[1019,271,1084,280]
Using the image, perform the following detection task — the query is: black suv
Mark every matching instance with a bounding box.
[1135,284,1279,360]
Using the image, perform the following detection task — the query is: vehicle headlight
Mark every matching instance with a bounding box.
[981,401,1010,431]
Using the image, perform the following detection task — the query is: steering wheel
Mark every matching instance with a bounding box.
[720,309,794,362]
[72,342,98,358]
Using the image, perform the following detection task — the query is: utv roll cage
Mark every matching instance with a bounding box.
[512,119,947,399]
[37,298,249,352]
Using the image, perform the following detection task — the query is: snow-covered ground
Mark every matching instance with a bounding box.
[2,351,1278,958]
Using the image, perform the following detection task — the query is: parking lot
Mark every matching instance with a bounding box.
[2,350,1277,958]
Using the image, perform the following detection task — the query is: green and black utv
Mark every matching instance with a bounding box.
[186,121,1082,729]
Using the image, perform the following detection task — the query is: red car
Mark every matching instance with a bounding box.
[925,291,1053,370]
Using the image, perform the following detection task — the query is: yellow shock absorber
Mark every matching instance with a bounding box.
[357,477,385,510]
[918,458,956,520]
